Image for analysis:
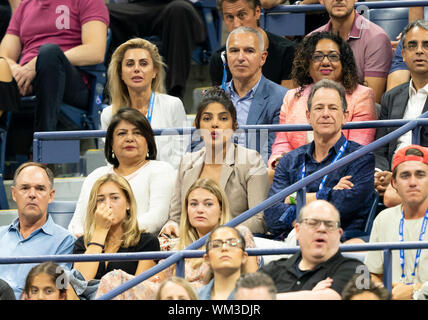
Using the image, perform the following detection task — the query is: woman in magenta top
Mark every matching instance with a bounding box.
[268,32,377,171]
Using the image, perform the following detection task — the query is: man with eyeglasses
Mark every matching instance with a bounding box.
[261,200,363,299]
[265,79,376,241]
[308,0,392,104]
[366,145,428,300]
[374,21,428,209]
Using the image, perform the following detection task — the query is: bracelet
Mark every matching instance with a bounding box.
[289,192,297,205]
[87,242,105,250]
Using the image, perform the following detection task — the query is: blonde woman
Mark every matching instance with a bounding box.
[156,276,198,300]
[101,38,188,169]
[72,173,160,282]
[95,178,258,300]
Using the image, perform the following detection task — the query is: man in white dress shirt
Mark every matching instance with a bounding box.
[374,20,428,206]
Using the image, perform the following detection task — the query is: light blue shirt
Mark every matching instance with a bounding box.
[196,278,235,300]
[0,215,76,299]
[226,77,262,146]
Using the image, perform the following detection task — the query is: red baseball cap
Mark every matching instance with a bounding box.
[392,145,428,171]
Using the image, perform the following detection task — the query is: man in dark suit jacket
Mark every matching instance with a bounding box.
[374,20,428,206]
[190,25,286,162]
[224,26,287,163]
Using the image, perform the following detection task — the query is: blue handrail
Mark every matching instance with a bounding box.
[28,113,428,298]
[32,119,428,163]
[94,111,428,299]
[265,0,428,13]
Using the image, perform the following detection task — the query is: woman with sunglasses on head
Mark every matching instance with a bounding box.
[198,225,249,300]
[95,178,259,300]
[268,32,377,180]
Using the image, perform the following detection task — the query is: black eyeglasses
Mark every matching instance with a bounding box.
[403,41,428,51]
[311,52,341,63]
[207,238,243,250]
[301,218,340,232]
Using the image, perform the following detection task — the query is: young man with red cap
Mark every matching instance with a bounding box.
[365,144,428,300]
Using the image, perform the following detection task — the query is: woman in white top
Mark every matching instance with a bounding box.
[101,38,188,169]
[68,108,175,236]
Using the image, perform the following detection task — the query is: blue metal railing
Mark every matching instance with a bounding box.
[93,112,428,299]
[264,0,428,13]
[2,241,428,296]
[28,114,428,299]
[32,119,428,163]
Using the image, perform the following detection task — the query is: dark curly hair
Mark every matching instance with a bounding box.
[291,32,360,97]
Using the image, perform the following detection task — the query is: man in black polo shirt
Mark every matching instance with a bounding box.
[210,0,296,89]
[260,200,363,299]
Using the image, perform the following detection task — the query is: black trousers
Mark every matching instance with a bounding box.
[33,43,89,132]
[106,0,206,99]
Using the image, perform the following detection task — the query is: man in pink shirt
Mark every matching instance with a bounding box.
[0,0,109,135]
[309,0,392,103]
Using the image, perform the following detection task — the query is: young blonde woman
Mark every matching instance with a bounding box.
[72,173,160,282]
[95,178,259,300]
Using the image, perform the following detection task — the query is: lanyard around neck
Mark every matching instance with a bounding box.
[399,208,428,283]
[146,92,155,124]
[300,139,348,191]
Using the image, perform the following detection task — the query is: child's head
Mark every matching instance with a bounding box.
[23,262,67,300]
[156,276,198,300]
[341,274,391,300]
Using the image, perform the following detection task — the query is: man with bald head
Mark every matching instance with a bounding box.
[0,162,75,299]
[260,200,363,299]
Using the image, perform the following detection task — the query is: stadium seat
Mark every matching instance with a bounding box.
[192,0,223,64]
[0,201,76,228]
[262,7,306,37]
[0,209,17,226]
[368,7,408,40]
[47,200,76,229]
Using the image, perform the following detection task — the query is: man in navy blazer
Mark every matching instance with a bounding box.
[190,26,286,162]
[224,26,287,163]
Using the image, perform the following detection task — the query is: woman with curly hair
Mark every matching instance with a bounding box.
[268,32,377,175]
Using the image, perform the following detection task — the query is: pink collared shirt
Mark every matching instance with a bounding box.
[7,0,109,66]
[268,84,377,167]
